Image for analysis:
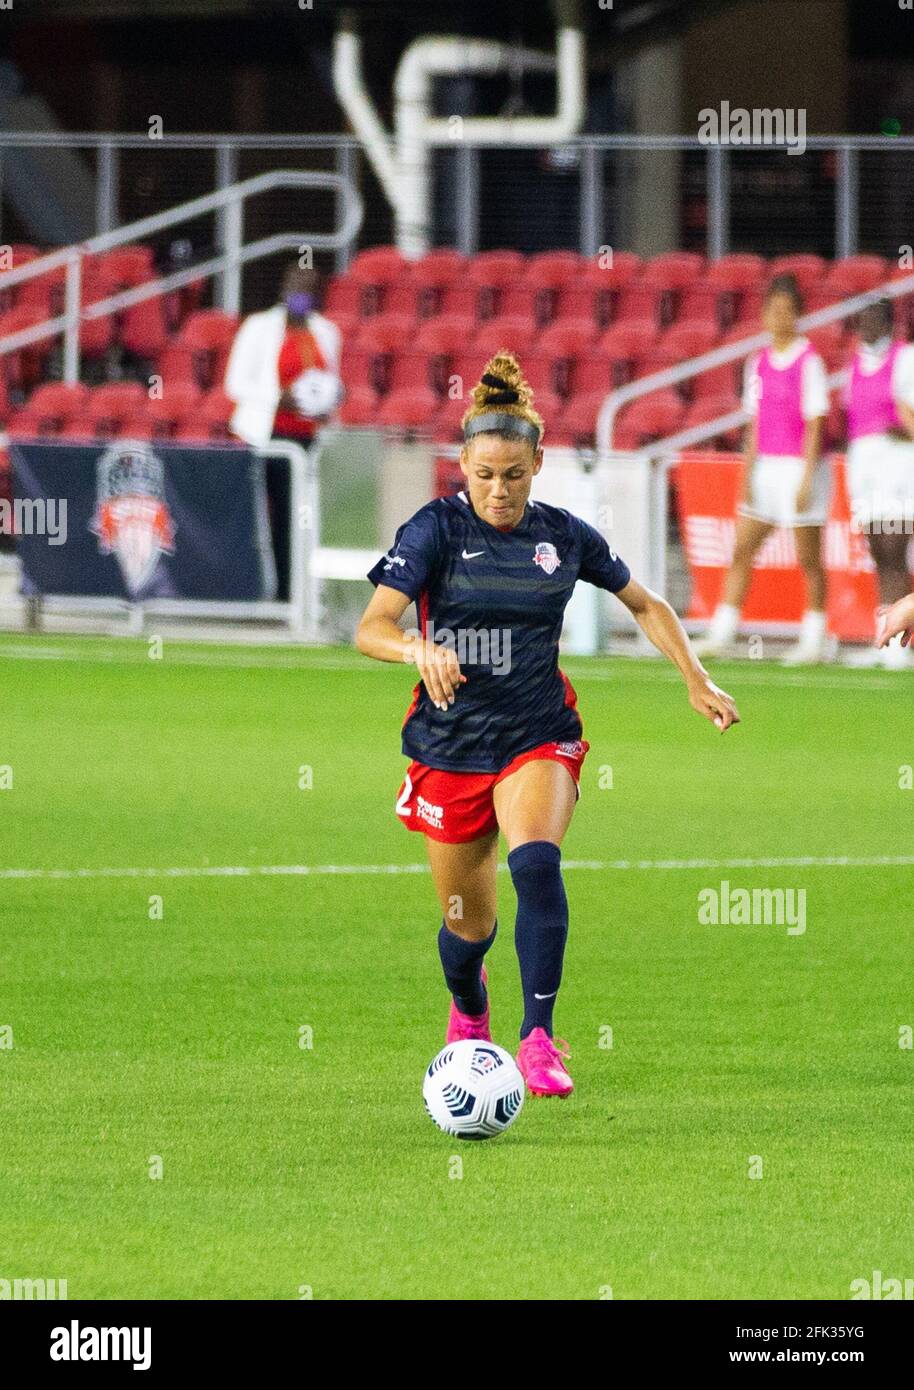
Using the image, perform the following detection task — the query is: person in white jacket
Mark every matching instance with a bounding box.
[225,263,344,598]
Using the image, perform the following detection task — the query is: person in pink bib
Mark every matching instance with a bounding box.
[696,274,831,664]
[844,297,914,669]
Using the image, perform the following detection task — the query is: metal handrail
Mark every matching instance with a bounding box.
[596,273,914,453]
[4,131,914,149]
[0,170,364,382]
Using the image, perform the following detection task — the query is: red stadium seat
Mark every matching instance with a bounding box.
[614,277,666,326]
[473,316,537,355]
[641,251,706,290]
[514,352,556,396]
[0,304,52,393]
[382,282,422,319]
[414,315,477,354]
[554,391,610,448]
[376,386,439,428]
[25,382,89,430]
[693,360,742,399]
[347,246,410,316]
[536,318,600,356]
[824,255,888,297]
[568,353,616,396]
[437,283,484,320]
[322,310,359,339]
[338,385,380,427]
[614,391,685,450]
[348,246,409,286]
[467,251,528,317]
[95,246,156,290]
[654,320,721,362]
[432,392,471,441]
[806,322,846,369]
[114,414,155,440]
[704,253,767,291]
[120,296,168,359]
[524,251,583,288]
[409,248,466,288]
[683,393,744,450]
[387,349,437,393]
[340,344,380,392]
[145,382,202,436]
[177,308,239,390]
[595,319,659,380]
[536,319,600,395]
[553,261,617,329]
[448,352,490,403]
[496,285,539,322]
[768,254,827,289]
[324,276,367,319]
[197,386,237,439]
[85,382,148,435]
[353,314,415,353]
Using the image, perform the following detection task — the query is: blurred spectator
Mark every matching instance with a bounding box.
[225,262,342,600]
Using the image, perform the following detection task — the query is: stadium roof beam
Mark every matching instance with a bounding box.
[333,0,586,258]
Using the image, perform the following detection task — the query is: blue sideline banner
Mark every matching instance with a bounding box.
[9,439,275,600]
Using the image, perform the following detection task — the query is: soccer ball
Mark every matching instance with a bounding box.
[423,1040,524,1140]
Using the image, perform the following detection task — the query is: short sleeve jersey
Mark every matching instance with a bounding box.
[366,490,631,773]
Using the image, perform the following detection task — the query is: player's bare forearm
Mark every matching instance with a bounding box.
[355,614,417,664]
[802,417,823,471]
[615,579,740,732]
[897,401,914,441]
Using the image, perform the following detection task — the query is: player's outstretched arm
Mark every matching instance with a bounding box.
[613,578,741,733]
[355,583,467,711]
[876,594,914,649]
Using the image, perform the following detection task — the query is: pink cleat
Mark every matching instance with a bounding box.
[446,966,491,1043]
[516,1027,573,1097]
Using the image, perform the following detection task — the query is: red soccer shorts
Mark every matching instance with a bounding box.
[394,738,591,843]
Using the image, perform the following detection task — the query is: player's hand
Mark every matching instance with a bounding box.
[687,670,740,732]
[876,595,914,648]
[412,639,467,710]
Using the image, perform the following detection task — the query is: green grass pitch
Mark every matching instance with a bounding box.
[1,632,912,1300]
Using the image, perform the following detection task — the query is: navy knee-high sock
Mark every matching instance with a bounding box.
[438,919,497,1017]
[508,840,569,1039]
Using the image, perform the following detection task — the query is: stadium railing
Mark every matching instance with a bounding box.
[0,170,363,386]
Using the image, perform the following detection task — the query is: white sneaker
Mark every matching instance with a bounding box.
[844,645,884,668]
[692,635,734,659]
[879,639,913,671]
[781,635,837,666]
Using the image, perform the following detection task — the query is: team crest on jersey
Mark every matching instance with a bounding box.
[533,541,561,575]
[90,442,175,596]
[556,741,585,757]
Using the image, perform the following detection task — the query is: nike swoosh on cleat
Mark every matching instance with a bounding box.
[461,549,484,559]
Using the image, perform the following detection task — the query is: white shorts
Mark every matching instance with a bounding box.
[738,454,830,528]
[846,434,914,527]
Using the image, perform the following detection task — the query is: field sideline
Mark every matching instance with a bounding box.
[1,633,912,1300]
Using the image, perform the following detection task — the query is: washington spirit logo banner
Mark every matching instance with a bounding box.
[10,440,273,601]
[91,444,176,596]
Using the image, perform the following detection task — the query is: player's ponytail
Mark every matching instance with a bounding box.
[461,352,545,451]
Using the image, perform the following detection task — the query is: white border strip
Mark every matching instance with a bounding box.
[2,855,913,882]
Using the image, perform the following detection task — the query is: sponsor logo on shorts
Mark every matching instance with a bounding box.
[416,794,444,830]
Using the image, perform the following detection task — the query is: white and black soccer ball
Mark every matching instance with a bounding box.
[290,368,342,418]
[423,1040,524,1140]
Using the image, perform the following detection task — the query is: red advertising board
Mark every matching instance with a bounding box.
[672,451,881,641]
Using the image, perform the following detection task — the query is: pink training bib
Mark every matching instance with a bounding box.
[847,341,903,440]
[755,343,814,456]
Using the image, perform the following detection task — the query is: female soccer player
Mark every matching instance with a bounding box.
[845,297,914,669]
[355,354,739,1098]
[696,274,831,664]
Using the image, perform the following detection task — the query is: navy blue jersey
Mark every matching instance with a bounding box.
[366,490,631,773]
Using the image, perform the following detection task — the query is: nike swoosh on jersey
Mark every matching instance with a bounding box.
[461,549,485,559]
